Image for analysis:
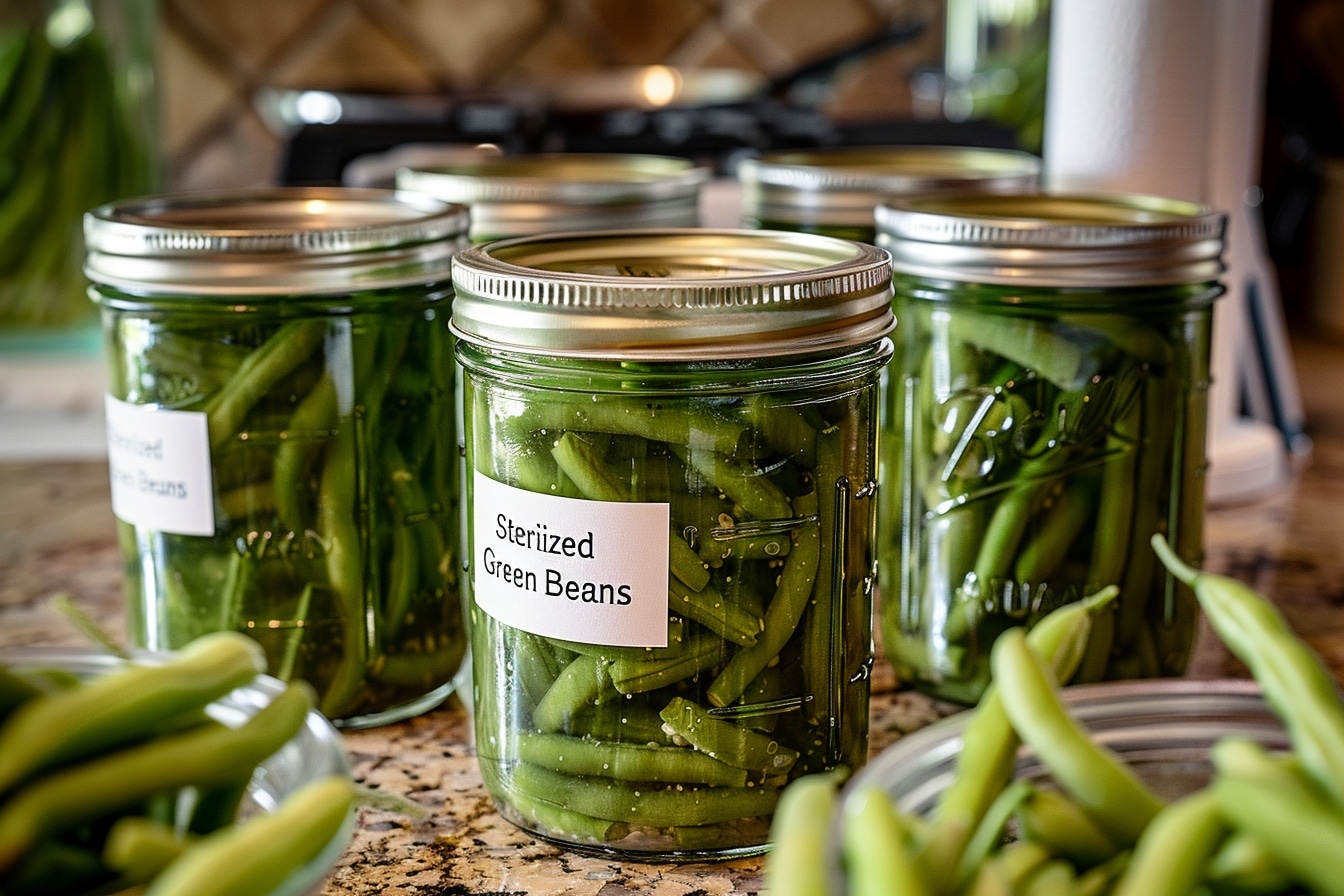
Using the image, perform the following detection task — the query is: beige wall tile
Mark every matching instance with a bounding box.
[157,26,237,155]
[267,2,438,91]
[569,0,709,64]
[398,0,550,86]
[724,0,882,75]
[172,110,282,190]
[163,0,334,76]
[506,22,605,78]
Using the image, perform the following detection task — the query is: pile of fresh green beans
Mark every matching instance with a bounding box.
[769,537,1344,896]
[0,632,355,895]
[0,0,154,328]
[462,348,881,854]
[882,284,1211,704]
[102,298,465,723]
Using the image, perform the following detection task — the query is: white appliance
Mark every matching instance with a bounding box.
[1042,0,1311,504]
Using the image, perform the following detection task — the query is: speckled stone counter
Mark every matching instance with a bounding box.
[5,335,1344,895]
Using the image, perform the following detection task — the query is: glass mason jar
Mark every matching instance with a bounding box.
[1,0,157,332]
[396,153,709,243]
[451,229,894,859]
[736,146,1040,243]
[84,188,470,728]
[874,193,1227,705]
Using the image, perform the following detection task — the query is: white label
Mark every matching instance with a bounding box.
[473,470,671,647]
[104,396,215,536]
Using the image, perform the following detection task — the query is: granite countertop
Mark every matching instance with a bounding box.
[4,335,1344,895]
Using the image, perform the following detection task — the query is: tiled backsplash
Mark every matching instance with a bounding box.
[157,0,944,190]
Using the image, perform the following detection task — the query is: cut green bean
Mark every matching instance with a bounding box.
[990,627,1163,846]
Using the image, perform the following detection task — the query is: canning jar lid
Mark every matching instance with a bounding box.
[397,153,709,239]
[84,187,469,296]
[875,192,1227,287]
[450,228,895,360]
[738,146,1041,226]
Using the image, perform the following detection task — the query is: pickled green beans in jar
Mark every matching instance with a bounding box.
[84,189,470,728]
[874,194,1226,705]
[451,229,894,859]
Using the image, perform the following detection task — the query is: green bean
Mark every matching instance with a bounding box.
[551,617,690,661]
[551,431,711,591]
[1019,859,1079,896]
[273,374,337,535]
[764,773,839,896]
[1205,830,1292,895]
[1011,482,1095,584]
[532,653,617,733]
[1015,788,1119,870]
[518,732,749,787]
[569,704,676,746]
[843,787,932,896]
[143,774,353,896]
[515,398,748,457]
[0,682,313,874]
[668,576,762,646]
[946,309,1089,390]
[954,779,1033,888]
[990,627,1163,846]
[203,320,327,452]
[1153,534,1344,804]
[1075,851,1131,896]
[609,633,724,696]
[509,762,779,828]
[707,491,821,707]
[659,697,799,775]
[965,841,1052,896]
[103,816,192,884]
[0,631,266,797]
[920,587,1117,887]
[316,423,370,721]
[671,444,794,521]
[1110,788,1223,896]
[1212,738,1344,896]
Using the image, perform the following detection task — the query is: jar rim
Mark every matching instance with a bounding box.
[449,228,895,360]
[397,153,710,205]
[84,187,467,296]
[876,192,1227,287]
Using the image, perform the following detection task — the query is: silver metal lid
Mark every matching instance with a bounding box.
[450,229,895,360]
[875,193,1227,287]
[738,146,1041,227]
[84,187,469,296]
[396,154,710,240]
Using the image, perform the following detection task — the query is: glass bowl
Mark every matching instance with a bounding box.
[826,678,1288,895]
[0,646,354,896]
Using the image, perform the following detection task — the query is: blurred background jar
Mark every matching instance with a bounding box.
[875,193,1226,705]
[396,153,709,243]
[0,0,157,336]
[736,145,1040,242]
[84,188,470,728]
